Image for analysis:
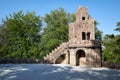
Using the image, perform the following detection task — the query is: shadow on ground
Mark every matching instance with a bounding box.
[0,64,120,80]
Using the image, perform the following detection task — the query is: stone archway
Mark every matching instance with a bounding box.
[76,50,86,66]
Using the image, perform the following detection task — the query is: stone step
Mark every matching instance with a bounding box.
[44,42,68,62]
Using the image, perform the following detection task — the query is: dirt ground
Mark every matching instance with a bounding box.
[0,64,120,80]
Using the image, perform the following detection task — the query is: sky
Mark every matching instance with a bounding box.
[0,0,120,35]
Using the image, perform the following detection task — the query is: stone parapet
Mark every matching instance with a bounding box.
[68,39,101,48]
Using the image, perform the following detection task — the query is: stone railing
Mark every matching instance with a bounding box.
[44,42,69,63]
[68,39,101,48]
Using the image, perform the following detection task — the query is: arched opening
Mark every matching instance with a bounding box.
[76,50,86,66]
[55,54,66,64]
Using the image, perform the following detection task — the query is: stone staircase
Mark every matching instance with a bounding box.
[44,42,69,63]
[44,39,100,63]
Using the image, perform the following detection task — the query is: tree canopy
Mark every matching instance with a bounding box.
[114,22,120,32]
[102,22,120,62]
[0,11,42,59]
[38,8,75,58]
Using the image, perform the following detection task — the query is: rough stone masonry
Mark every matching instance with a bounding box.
[44,7,102,67]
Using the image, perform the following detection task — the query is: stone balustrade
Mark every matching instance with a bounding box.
[68,40,101,48]
[44,42,69,62]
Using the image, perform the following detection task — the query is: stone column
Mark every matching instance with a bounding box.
[65,51,68,64]
[70,49,76,66]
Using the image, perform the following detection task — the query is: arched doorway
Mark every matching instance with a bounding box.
[76,50,86,66]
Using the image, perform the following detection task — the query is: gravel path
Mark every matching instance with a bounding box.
[0,64,120,80]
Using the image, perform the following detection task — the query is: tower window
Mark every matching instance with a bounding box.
[87,32,90,40]
[82,32,86,40]
[82,17,85,20]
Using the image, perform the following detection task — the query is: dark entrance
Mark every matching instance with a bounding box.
[55,54,66,64]
[76,50,86,66]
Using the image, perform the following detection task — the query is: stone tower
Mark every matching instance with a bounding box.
[69,7,95,41]
[44,7,102,67]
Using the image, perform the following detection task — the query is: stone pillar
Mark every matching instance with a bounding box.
[66,53,68,64]
[65,51,69,64]
[70,49,76,66]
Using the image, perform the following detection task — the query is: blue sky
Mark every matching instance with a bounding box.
[0,0,120,35]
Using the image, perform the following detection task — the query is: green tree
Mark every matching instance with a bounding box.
[95,21,103,40]
[39,8,75,58]
[114,22,120,32]
[0,24,7,59]
[0,11,42,59]
[102,22,120,62]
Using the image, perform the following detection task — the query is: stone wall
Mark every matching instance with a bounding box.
[103,61,120,70]
[0,58,50,64]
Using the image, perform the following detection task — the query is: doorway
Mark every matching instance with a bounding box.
[76,50,86,66]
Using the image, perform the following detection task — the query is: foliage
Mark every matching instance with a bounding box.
[95,21,103,40]
[102,23,120,62]
[0,11,42,59]
[114,22,120,32]
[39,8,75,58]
